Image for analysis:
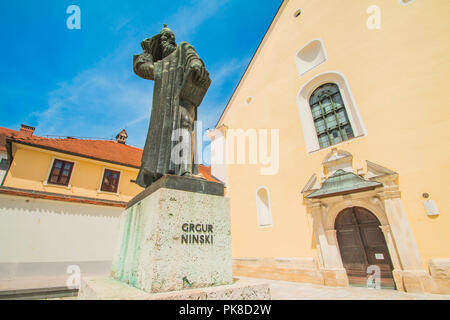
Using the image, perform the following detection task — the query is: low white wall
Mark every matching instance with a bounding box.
[0,194,123,290]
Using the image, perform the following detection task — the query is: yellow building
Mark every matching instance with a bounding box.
[208,0,450,293]
[1,126,143,204]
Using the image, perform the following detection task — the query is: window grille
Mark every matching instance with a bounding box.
[309,83,354,148]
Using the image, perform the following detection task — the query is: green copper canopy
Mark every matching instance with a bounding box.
[307,169,382,199]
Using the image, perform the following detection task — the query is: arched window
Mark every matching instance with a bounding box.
[309,83,354,148]
[256,187,273,227]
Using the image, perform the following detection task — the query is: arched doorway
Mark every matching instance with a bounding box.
[335,207,395,289]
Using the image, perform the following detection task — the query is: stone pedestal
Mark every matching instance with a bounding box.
[111,175,232,293]
[78,276,270,300]
[79,175,270,299]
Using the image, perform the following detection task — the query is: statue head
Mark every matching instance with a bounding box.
[160,24,177,58]
[139,25,177,62]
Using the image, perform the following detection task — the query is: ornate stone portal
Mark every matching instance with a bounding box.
[78,27,270,300]
[301,148,432,293]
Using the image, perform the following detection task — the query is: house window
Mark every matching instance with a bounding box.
[256,187,273,227]
[0,158,8,170]
[309,83,354,149]
[47,159,74,186]
[100,169,121,193]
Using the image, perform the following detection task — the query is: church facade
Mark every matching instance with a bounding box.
[209,0,450,293]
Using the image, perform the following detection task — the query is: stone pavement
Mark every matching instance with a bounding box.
[258,277,450,300]
[46,277,450,300]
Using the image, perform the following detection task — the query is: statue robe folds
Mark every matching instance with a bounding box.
[134,42,210,188]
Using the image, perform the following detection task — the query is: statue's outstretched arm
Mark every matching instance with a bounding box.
[133,52,155,80]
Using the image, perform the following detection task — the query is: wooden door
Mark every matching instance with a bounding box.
[335,207,395,289]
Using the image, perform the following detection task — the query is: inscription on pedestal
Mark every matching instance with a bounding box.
[181,223,214,245]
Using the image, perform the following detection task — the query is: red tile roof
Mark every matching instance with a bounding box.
[0,127,19,152]
[1,126,218,183]
[12,135,143,168]
[197,164,218,183]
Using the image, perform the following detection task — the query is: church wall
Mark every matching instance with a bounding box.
[217,0,450,289]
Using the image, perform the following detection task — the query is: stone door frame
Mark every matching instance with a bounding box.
[304,173,429,292]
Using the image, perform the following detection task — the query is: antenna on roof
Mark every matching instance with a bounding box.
[41,135,114,141]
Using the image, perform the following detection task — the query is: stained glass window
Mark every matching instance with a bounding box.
[309,83,354,148]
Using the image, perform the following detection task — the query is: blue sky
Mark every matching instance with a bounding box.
[0,0,281,164]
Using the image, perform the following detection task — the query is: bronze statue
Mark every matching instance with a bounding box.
[133,25,211,188]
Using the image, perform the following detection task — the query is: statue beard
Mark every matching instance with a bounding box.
[162,41,177,58]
